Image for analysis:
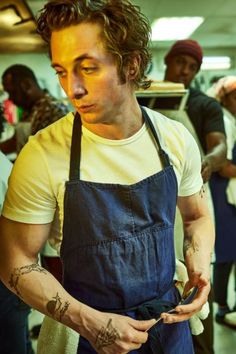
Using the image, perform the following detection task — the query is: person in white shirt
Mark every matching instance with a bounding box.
[208,76,236,328]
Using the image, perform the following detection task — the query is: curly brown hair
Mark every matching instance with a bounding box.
[37,0,152,89]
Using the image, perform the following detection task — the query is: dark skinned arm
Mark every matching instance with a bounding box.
[201,132,226,183]
[0,133,17,155]
[218,160,236,178]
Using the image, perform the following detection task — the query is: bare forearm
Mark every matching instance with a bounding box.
[205,144,227,172]
[219,161,236,178]
[3,261,85,333]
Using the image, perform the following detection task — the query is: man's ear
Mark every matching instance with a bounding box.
[127,54,141,80]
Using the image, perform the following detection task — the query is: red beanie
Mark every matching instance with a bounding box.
[164,39,203,69]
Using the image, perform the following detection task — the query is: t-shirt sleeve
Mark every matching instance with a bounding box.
[178,128,203,197]
[202,98,225,135]
[2,139,56,224]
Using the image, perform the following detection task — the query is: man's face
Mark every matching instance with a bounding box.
[164,54,199,88]
[51,22,131,128]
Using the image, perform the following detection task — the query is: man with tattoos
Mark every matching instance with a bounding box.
[0,1,214,353]
[164,40,227,354]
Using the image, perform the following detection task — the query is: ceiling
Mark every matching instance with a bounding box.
[0,0,46,52]
[1,0,236,53]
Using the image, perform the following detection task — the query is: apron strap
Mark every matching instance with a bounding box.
[69,113,81,181]
[140,106,171,167]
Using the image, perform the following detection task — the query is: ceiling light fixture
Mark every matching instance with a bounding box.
[201,56,231,70]
[151,17,204,41]
[0,7,22,26]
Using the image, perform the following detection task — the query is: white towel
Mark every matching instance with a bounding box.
[175,259,210,335]
[37,316,79,354]
[226,178,236,207]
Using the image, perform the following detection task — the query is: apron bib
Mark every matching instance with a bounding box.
[60,107,194,353]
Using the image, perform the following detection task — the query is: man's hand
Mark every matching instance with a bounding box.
[77,306,156,354]
[201,157,213,183]
[159,274,210,324]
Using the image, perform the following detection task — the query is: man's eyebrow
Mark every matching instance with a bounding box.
[51,54,96,69]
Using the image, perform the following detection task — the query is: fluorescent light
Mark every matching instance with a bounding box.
[201,56,231,70]
[151,17,204,41]
[0,8,21,26]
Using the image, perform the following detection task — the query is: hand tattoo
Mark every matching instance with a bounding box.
[46,293,70,321]
[9,263,47,298]
[96,319,120,349]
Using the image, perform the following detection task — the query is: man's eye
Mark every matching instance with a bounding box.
[55,71,66,78]
[82,67,97,73]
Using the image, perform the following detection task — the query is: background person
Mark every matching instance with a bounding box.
[0,64,69,155]
[163,39,227,354]
[207,76,236,328]
[0,1,214,353]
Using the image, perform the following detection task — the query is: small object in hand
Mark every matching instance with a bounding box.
[155,286,199,323]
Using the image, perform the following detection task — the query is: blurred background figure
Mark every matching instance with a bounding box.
[0,64,69,156]
[163,39,227,354]
[207,76,236,328]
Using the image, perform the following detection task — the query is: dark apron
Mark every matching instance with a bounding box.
[210,143,236,263]
[60,107,194,353]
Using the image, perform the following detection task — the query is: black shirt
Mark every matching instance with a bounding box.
[187,87,225,153]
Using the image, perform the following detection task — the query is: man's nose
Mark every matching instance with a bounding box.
[181,64,191,75]
[67,73,86,100]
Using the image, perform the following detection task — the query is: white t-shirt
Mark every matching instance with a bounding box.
[2,107,202,251]
[223,108,236,160]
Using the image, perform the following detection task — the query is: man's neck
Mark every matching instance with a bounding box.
[81,98,143,140]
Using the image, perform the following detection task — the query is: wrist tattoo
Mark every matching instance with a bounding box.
[46,293,70,321]
[199,185,205,198]
[96,319,120,349]
[9,263,47,298]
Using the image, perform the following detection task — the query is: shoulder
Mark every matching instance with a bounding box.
[188,88,222,112]
[143,106,198,165]
[144,106,193,145]
[15,112,74,181]
[31,111,73,148]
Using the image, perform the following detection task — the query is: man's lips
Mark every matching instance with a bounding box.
[76,104,94,112]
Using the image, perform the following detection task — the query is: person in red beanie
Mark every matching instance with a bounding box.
[164,39,226,182]
[164,40,227,354]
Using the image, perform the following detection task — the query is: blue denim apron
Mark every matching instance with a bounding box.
[60,107,194,353]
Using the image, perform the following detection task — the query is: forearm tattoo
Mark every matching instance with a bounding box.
[96,319,120,349]
[183,235,200,255]
[199,185,205,198]
[9,263,47,298]
[46,293,70,321]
